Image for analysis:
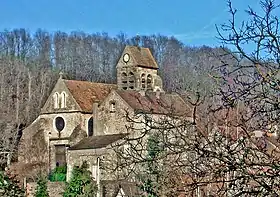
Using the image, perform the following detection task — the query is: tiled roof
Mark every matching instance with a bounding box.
[64,80,117,113]
[68,133,128,150]
[126,46,158,69]
[116,90,192,116]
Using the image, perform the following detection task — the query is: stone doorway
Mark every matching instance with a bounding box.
[55,145,66,167]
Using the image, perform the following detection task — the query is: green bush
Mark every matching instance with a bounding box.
[63,162,97,197]
[49,165,67,182]
[35,176,49,197]
[0,171,24,197]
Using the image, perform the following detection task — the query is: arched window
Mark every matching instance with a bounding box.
[141,73,146,89]
[121,72,128,90]
[88,117,94,137]
[128,72,135,90]
[61,92,66,108]
[147,74,152,90]
[54,92,59,109]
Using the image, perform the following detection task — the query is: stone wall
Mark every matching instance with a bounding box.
[97,91,134,136]
[66,148,107,181]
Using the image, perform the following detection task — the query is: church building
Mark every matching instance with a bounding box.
[16,45,191,196]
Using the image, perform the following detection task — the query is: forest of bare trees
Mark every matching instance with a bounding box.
[1,0,279,196]
[0,28,226,166]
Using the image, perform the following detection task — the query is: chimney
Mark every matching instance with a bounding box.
[92,101,99,136]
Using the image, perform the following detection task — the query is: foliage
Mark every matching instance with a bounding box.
[49,165,67,182]
[63,162,97,197]
[0,171,24,197]
[35,176,49,197]
[138,134,162,197]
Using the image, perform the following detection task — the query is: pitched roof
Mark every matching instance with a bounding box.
[68,133,128,150]
[126,46,158,69]
[64,80,117,113]
[116,90,192,116]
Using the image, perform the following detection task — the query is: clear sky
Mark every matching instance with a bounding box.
[0,0,261,47]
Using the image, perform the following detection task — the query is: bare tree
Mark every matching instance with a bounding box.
[106,1,280,196]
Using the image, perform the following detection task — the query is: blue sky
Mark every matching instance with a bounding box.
[0,0,261,47]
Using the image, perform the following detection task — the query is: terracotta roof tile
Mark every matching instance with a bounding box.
[116,90,192,116]
[127,46,158,69]
[64,80,117,113]
[69,133,128,150]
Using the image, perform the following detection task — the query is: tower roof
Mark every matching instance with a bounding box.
[125,46,158,69]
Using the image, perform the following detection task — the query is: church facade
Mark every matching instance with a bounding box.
[17,46,191,196]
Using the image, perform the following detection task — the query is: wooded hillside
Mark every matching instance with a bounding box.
[0,29,227,165]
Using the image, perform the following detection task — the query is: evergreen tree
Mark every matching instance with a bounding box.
[35,176,49,197]
[139,134,162,197]
[63,162,97,197]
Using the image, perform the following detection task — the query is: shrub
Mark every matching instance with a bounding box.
[0,171,24,197]
[35,176,49,197]
[49,165,66,182]
[63,162,97,197]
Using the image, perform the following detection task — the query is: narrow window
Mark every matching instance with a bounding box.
[128,72,135,90]
[121,72,128,90]
[88,117,93,136]
[110,101,116,113]
[141,73,146,89]
[147,74,152,90]
[61,92,66,108]
[54,92,59,109]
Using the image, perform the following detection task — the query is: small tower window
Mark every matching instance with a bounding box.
[147,74,152,90]
[110,101,116,113]
[121,72,128,90]
[88,117,93,137]
[54,92,59,109]
[61,92,66,108]
[141,73,146,89]
[128,72,135,90]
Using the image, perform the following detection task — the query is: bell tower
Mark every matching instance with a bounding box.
[116,46,163,92]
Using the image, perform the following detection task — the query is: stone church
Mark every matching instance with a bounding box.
[16,46,191,196]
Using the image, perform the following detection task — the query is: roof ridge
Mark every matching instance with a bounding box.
[126,45,149,49]
[64,79,116,86]
[90,133,129,138]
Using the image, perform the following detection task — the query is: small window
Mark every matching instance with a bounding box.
[88,117,93,136]
[147,74,152,90]
[121,72,128,90]
[54,92,59,109]
[128,72,135,83]
[110,101,116,113]
[61,92,66,108]
[141,73,146,89]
